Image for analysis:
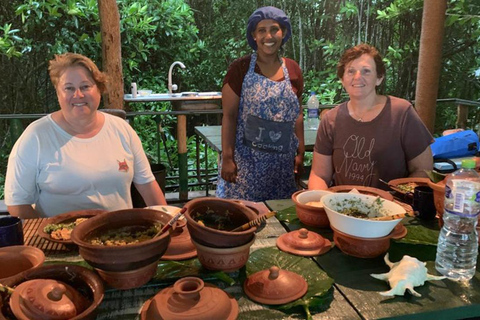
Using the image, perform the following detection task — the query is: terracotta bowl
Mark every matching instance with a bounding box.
[184,198,257,248]
[328,185,394,201]
[322,193,405,238]
[0,245,45,285]
[71,208,172,289]
[1,264,104,320]
[38,209,107,247]
[427,178,446,226]
[292,190,333,228]
[192,237,255,272]
[332,224,407,258]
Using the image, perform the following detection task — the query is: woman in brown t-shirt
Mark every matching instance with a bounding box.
[309,44,433,190]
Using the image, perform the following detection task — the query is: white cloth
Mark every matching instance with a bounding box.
[5,113,154,217]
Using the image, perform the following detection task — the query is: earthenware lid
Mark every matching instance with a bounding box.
[243,266,308,305]
[162,220,197,260]
[10,279,89,320]
[140,277,238,320]
[276,228,332,256]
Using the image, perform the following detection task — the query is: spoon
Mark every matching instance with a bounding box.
[231,211,277,232]
[155,207,186,237]
[372,212,410,221]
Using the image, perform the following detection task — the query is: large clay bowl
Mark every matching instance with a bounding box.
[322,193,405,238]
[184,198,257,248]
[71,208,171,274]
[332,224,407,258]
[292,190,333,228]
[1,264,104,320]
[192,237,255,272]
[328,185,394,201]
[0,245,45,285]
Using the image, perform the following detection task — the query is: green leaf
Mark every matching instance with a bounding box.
[246,247,334,317]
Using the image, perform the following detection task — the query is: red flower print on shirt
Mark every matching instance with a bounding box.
[118,159,129,172]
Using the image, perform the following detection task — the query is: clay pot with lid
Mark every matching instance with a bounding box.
[292,190,333,228]
[2,264,104,320]
[331,223,407,258]
[277,228,332,256]
[141,276,238,320]
[244,266,308,305]
[162,219,197,260]
[184,198,257,248]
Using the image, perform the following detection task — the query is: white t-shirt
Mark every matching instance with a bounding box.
[5,113,155,217]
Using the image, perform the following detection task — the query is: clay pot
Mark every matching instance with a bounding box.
[38,209,107,247]
[184,198,257,248]
[0,245,45,284]
[141,277,238,320]
[243,266,308,305]
[2,264,104,320]
[427,178,446,227]
[331,223,407,258]
[292,190,333,228]
[192,237,255,272]
[277,228,332,256]
[162,219,197,260]
[328,185,394,201]
[71,208,172,289]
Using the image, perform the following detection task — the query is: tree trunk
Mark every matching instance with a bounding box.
[414,0,447,132]
[98,0,123,109]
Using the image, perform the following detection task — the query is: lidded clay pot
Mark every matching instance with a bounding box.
[243,266,308,305]
[162,219,197,260]
[331,223,407,258]
[184,198,257,248]
[140,277,238,320]
[9,279,90,320]
[277,228,332,256]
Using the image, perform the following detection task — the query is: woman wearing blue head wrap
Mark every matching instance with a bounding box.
[216,6,305,202]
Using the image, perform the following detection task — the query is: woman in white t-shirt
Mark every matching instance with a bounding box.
[5,53,166,218]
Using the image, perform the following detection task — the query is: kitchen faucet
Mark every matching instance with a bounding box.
[168,61,186,94]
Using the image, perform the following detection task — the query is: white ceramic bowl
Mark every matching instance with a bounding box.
[321,193,405,238]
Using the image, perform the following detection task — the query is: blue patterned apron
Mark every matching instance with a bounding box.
[216,53,300,201]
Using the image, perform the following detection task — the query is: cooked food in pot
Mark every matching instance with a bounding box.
[88,223,163,246]
[395,182,417,194]
[305,201,324,208]
[332,197,390,220]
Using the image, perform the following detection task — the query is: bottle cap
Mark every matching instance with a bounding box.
[461,159,476,169]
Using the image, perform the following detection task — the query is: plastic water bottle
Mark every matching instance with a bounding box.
[306,91,319,130]
[435,159,480,281]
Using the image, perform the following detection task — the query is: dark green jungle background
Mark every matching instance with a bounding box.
[0,0,479,198]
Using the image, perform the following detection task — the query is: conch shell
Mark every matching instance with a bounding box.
[370,253,445,297]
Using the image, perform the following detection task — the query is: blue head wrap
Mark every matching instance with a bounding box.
[246,6,292,51]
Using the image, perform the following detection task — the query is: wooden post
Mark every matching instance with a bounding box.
[414,0,447,133]
[456,104,468,129]
[98,0,123,109]
[177,115,188,200]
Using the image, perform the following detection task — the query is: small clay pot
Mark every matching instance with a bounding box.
[331,223,407,258]
[141,277,238,320]
[184,198,257,248]
[244,266,308,305]
[292,190,333,228]
[0,245,45,284]
[427,178,446,227]
[3,264,104,320]
[162,219,197,260]
[328,185,394,201]
[277,228,332,256]
[192,237,255,272]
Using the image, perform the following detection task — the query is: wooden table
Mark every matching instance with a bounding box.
[266,199,480,320]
